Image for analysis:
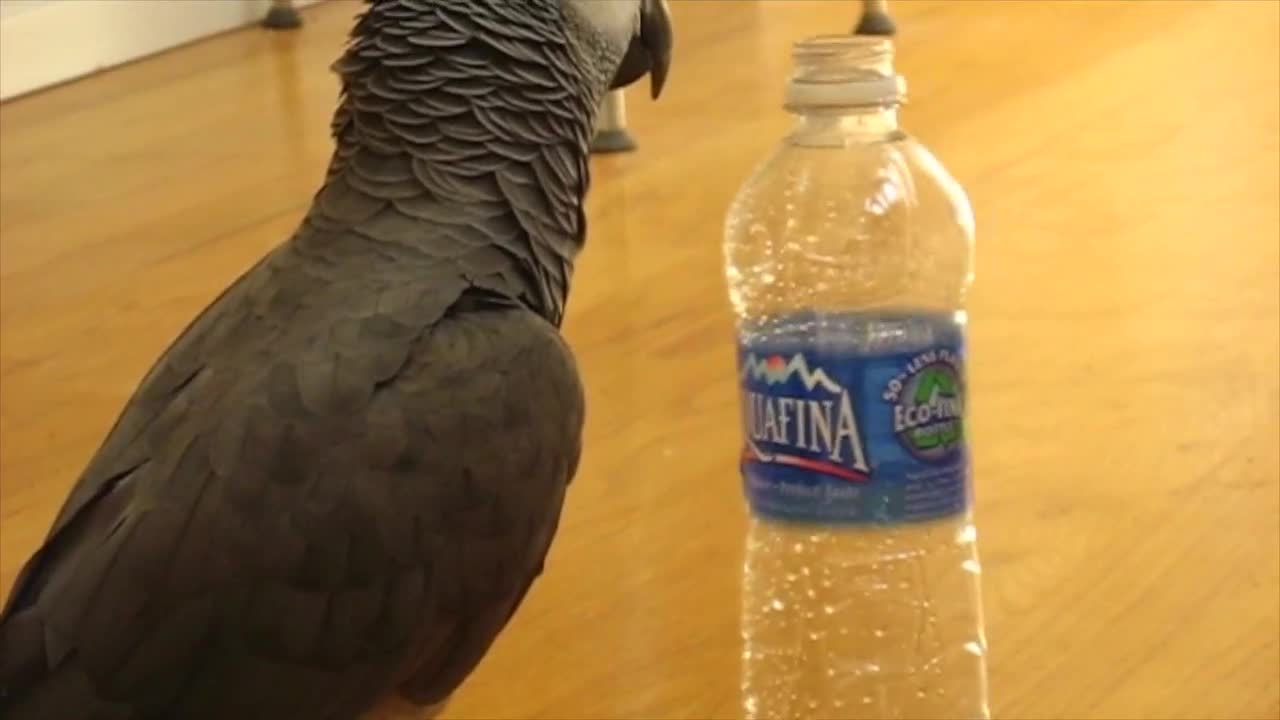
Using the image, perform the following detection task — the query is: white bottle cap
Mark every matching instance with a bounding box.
[784,35,907,111]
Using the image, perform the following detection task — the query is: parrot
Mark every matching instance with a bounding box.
[0,0,672,718]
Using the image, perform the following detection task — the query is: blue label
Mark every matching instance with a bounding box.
[735,310,970,525]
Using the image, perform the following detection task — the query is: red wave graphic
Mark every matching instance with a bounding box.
[741,445,869,483]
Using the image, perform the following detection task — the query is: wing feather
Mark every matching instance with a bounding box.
[0,248,584,720]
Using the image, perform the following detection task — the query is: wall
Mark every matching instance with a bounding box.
[0,1,56,20]
[0,0,322,101]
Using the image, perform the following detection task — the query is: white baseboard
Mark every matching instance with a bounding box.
[0,0,323,101]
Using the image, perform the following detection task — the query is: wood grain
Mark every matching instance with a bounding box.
[1,1,1276,718]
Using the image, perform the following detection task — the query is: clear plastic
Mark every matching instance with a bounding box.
[723,36,988,720]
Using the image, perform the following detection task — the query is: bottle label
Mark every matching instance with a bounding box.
[735,311,970,525]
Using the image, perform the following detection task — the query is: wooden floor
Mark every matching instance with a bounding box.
[1,1,1277,718]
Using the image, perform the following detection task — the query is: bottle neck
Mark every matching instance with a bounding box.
[789,105,903,147]
[782,35,906,147]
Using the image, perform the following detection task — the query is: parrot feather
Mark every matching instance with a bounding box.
[0,0,672,717]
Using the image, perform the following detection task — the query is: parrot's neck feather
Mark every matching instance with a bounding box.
[298,0,611,326]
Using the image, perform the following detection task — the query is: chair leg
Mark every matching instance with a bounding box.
[855,0,896,36]
[263,0,304,30]
[590,89,638,154]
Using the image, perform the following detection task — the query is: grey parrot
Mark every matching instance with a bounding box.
[0,1,672,718]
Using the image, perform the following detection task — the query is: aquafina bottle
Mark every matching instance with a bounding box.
[722,34,990,720]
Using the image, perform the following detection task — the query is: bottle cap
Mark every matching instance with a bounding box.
[784,35,907,111]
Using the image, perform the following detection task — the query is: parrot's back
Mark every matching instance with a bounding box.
[0,231,585,719]
[0,0,673,715]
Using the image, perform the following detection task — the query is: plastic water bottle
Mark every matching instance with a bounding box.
[723,35,989,720]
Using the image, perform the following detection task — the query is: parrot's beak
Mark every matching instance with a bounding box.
[610,0,672,99]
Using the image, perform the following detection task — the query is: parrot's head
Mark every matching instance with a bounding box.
[566,0,673,100]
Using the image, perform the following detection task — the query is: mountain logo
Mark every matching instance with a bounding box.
[741,353,842,393]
